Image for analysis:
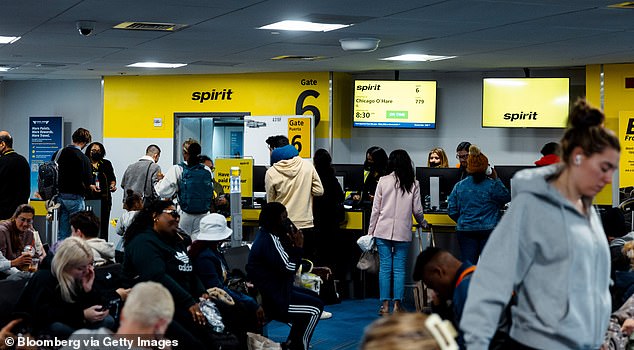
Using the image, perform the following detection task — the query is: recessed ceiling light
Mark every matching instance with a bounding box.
[381,54,456,62]
[258,20,349,32]
[0,36,20,44]
[0,67,12,72]
[126,62,187,68]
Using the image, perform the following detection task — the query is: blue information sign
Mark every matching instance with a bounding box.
[29,116,63,199]
[230,131,243,158]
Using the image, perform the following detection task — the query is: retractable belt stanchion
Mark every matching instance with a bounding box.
[50,207,59,244]
[230,166,243,247]
[406,224,435,312]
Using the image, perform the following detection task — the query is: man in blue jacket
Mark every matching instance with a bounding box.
[414,247,512,350]
[413,247,474,349]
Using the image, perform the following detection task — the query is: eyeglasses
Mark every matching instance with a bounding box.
[16,217,33,224]
[162,209,180,219]
[456,153,468,160]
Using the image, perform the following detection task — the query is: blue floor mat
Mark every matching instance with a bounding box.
[266,298,382,350]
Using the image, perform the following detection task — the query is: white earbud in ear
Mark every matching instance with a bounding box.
[574,154,582,165]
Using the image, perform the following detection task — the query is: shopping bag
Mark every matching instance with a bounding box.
[295,259,323,293]
[356,235,375,252]
[357,250,379,274]
[247,332,282,350]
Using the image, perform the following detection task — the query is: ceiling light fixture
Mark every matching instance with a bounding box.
[339,38,380,52]
[258,20,349,32]
[0,67,12,72]
[381,54,456,62]
[0,36,20,44]
[127,62,187,68]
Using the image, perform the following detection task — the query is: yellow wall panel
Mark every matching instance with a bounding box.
[331,72,353,139]
[586,63,634,205]
[103,72,331,138]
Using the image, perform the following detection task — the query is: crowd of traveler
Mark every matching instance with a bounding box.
[2,97,634,349]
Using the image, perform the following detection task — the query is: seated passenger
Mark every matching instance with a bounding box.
[427,147,449,168]
[361,313,458,350]
[0,249,31,280]
[247,202,323,350]
[70,210,115,266]
[413,247,511,349]
[413,247,474,348]
[64,281,175,350]
[15,237,115,338]
[122,200,221,350]
[190,213,264,347]
[0,204,45,267]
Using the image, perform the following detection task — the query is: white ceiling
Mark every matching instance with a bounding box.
[1,0,633,80]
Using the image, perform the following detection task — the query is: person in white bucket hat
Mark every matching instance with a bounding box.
[190,213,265,348]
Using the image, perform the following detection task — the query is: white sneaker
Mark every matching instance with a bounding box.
[320,311,332,320]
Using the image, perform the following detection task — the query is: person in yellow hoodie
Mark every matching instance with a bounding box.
[265,135,323,262]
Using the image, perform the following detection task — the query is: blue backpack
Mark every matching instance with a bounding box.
[178,163,213,214]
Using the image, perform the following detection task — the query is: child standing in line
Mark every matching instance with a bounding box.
[114,190,143,261]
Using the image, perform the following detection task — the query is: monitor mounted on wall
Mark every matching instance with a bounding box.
[353,80,437,129]
[482,77,569,128]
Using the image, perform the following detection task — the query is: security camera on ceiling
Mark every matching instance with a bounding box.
[76,21,96,36]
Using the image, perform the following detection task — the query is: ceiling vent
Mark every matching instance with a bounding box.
[113,22,188,32]
[34,63,67,68]
[271,55,327,61]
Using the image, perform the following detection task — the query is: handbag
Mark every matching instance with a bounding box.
[356,235,375,252]
[357,249,379,274]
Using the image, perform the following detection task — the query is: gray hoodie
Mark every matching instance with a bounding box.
[86,238,116,266]
[460,165,611,350]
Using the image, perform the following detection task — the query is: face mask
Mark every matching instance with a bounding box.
[363,160,374,171]
[91,152,104,161]
[429,162,439,167]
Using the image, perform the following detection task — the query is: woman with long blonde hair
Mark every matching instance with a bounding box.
[427,147,449,168]
[17,237,114,338]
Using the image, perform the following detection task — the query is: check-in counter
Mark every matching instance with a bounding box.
[241,208,455,231]
[239,208,366,230]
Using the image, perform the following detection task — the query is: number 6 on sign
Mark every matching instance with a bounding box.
[291,135,302,153]
[288,117,312,158]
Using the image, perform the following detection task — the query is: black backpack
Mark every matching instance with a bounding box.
[37,148,63,200]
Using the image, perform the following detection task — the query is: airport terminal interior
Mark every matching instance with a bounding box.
[2,1,634,349]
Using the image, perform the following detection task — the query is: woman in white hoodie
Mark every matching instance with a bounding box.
[461,99,620,350]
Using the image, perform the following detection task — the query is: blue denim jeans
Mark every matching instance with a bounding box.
[375,238,410,301]
[57,194,85,241]
[456,229,493,264]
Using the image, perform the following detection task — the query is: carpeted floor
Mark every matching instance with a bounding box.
[266,298,384,350]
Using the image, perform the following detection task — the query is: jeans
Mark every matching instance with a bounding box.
[57,194,85,241]
[456,229,493,264]
[375,238,410,301]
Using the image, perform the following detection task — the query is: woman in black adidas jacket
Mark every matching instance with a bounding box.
[123,200,219,350]
[247,202,323,350]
